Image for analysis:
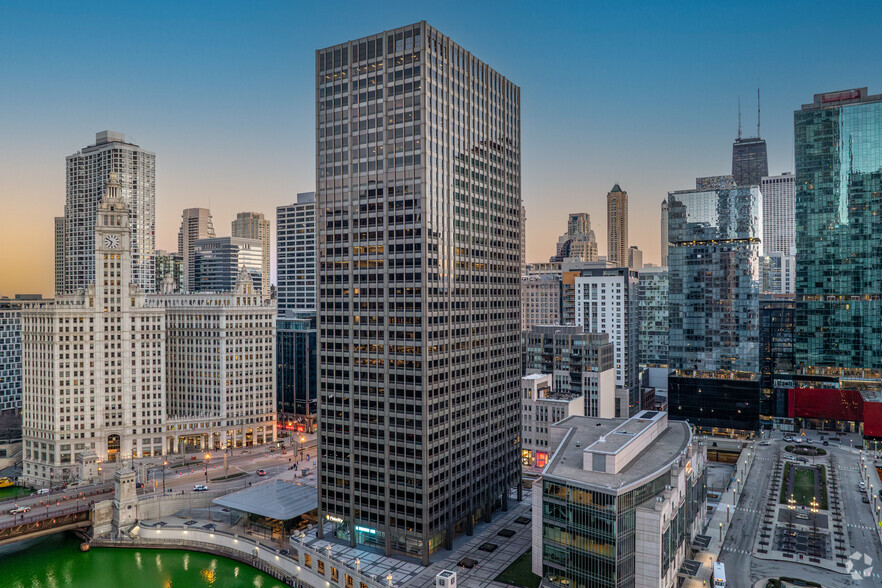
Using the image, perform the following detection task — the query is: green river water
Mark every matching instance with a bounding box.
[0,533,287,588]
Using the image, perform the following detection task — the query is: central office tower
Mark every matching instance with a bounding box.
[315,22,522,563]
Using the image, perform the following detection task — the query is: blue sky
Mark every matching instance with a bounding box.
[0,0,878,294]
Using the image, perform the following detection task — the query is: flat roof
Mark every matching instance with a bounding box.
[545,415,691,493]
[213,479,316,520]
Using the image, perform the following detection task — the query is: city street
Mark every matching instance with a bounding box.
[719,430,882,586]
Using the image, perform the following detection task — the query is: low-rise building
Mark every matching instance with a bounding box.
[521,374,583,471]
[532,410,707,588]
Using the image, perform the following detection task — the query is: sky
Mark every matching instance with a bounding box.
[0,0,879,296]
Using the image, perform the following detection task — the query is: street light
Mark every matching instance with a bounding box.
[719,522,723,541]
[162,461,168,493]
[204,453,211,485]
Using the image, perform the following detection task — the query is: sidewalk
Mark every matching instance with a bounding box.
[705,440,757,555]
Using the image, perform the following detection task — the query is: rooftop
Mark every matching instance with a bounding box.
[544,412,691,493]
[213,479,316,520]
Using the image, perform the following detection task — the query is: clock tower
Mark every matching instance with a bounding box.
[94,173,132,310]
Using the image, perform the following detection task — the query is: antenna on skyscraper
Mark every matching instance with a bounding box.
[737,96,742,140]
[757,87,761,138]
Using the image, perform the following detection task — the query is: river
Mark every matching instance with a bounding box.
[0,532,287,587]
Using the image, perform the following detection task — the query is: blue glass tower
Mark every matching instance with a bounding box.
[794,88,882,374]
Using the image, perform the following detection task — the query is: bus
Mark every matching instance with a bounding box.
[713,562,727,587]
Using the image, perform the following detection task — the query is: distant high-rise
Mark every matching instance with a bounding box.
[0,300,23,412]
[177,208,216,291]
[154,250,183,293]
[54,217,65,295]
[794,87,882,372]
[607,184,628,265]
[732,138,769,186]
[276,193,316,315]
[761,172,795,255]
[628,245,643,269]
[315,22,522,564]
[551,212,598,262]
[62,131,155,294]
[193,237,263,293]
[231,212,271,299]
[660,199,668,266]
[638,266,669,367]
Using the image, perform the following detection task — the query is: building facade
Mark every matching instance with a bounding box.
[521,273,561,331]
[760,172,795,255]
[177,208,216,292]
[627,246,643,269]
[277,192,317,315]
[532,411,707,588]
[667,184,763,432]
[315,22,522,564]
[520,374,583,471]
[732,136,769,187]
[761,252,796,295]
[22,175,166,486]
[152,269,277,452]
[573,267,640,415]
[232,212,271,299]
[0,301,23,412]
[277,312,318,416]
[638,266,668,368]
[794,87,882,374]
[54,217,66,296]
[522,325,615,418]
[154,249,183,293]
[606,184,628,266]
[760,296,795,419]
[193,237,263,293]
[660,199,668,267]
[62,131,156,294]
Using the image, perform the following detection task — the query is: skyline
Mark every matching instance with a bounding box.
[1,1,879,295]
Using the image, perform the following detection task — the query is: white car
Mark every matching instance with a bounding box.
[9,506,30,515]
[193,484,208,492]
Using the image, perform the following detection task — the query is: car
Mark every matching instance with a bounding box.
[136,482,144,489]
[36,488,50,495]
[256,469,266,476]
[796,513,810,520]
[193,484,208,492]
[803,438,813,443]
[863,496,870,503]
[759,441,771,446]
[859,483,866,490]
[9,506,30,515]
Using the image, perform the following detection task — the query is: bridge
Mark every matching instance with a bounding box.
[0,485,111,546]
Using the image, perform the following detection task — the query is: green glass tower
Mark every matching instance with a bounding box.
[794,88,882,373]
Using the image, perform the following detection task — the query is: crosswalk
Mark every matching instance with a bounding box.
[720,546,751,555]
[847,523,876,530]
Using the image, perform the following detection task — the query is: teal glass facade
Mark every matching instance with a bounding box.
[794,89,882,371]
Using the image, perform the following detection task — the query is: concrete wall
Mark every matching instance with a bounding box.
[531,481,543,576]
[103,527,387,588]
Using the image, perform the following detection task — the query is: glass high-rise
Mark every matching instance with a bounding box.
[732,137,768,187]
[794,87,882,374]
[667,184,763,433]
[315,23,522,563]
[231,212,271,299]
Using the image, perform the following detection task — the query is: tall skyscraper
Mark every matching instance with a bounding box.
[551,212,597,262]
[232,212,271,299]
[193,237,263,293]
[276,192,317,315]
[62,131,156,294]
[760,172,795,255]
[732,137,769,186]
[667,183,763,432]
[606,184,628,265]
[315,23,522,563]
[54,217,65,295]
[177,208,216,291]
[660,199,669,266]
[794,87,882,373]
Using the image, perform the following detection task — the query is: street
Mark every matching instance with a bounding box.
[719,430,882,586]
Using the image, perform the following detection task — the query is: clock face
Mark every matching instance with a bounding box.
[104,234,120,249]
